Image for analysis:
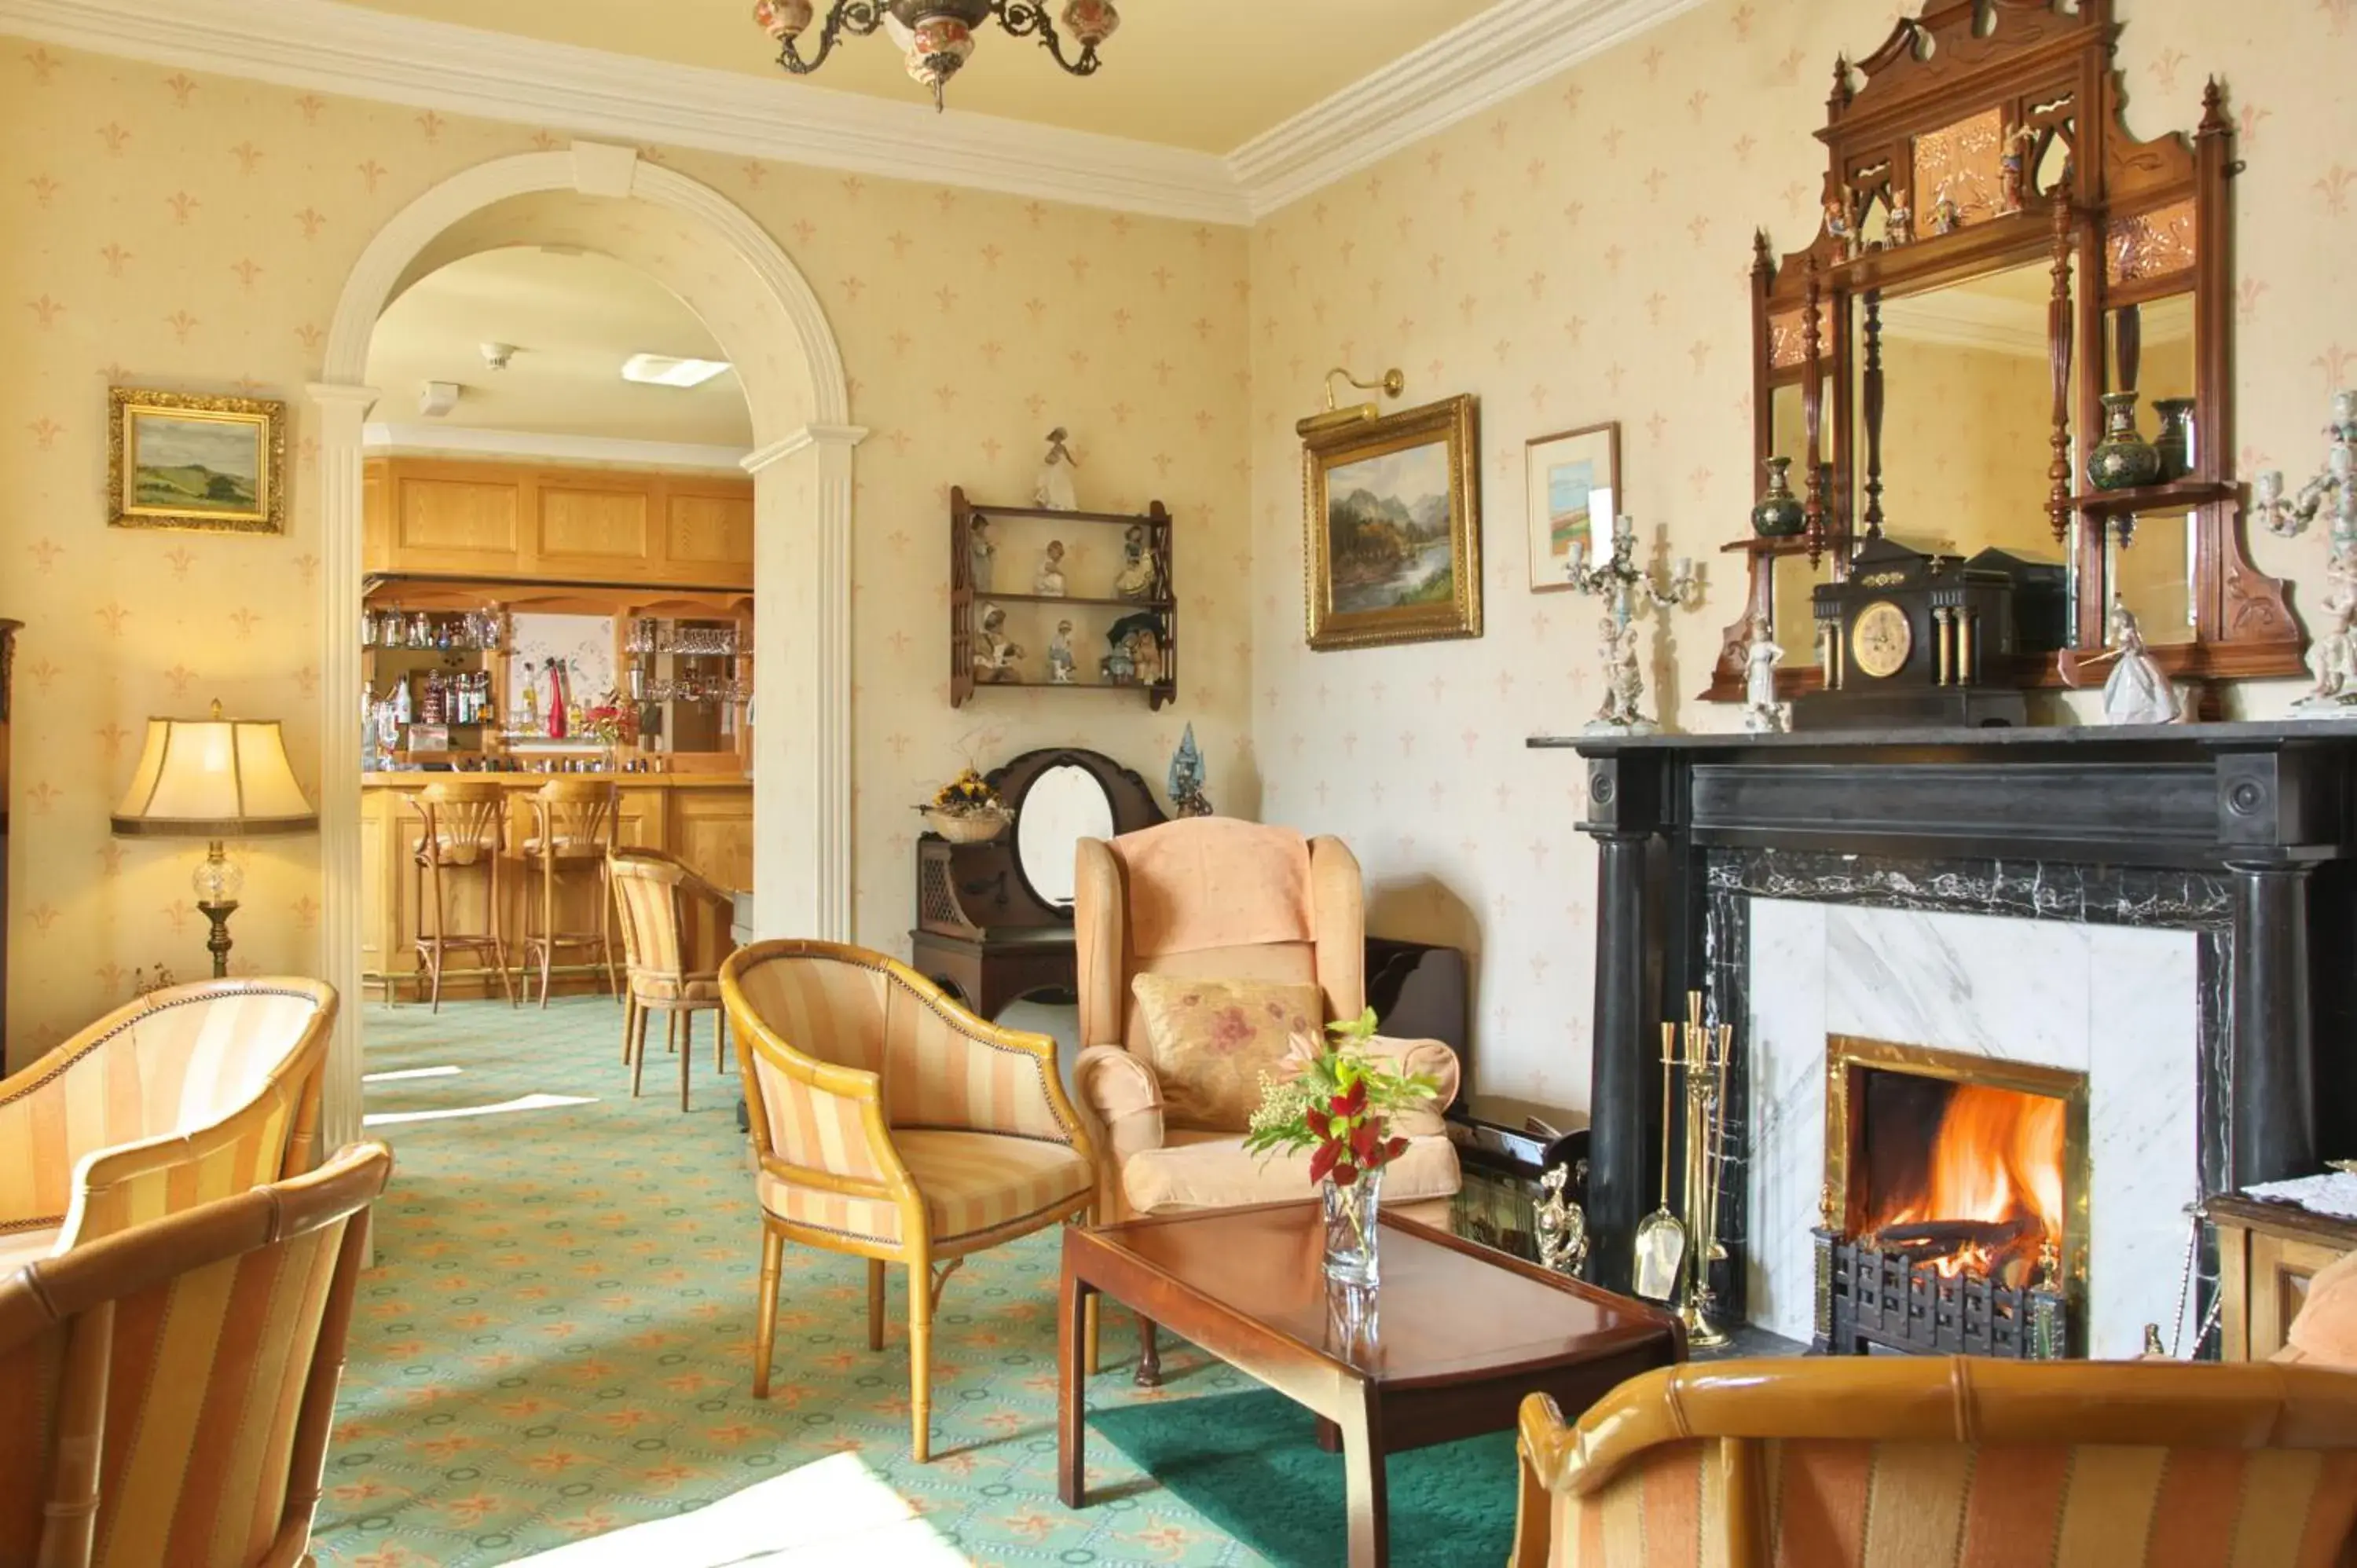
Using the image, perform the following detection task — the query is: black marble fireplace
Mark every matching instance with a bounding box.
[1534,720,2357,1341]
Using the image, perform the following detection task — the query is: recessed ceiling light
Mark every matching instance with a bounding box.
[621,354,732,389]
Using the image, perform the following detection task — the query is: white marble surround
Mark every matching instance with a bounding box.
[1745,899,2200,1359]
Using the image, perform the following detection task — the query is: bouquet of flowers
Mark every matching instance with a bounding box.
[1244,1007,1440,1188]
[918,766,1010,843]
[581,700,638,748]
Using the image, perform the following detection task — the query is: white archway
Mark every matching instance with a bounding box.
[310,142,862,1149]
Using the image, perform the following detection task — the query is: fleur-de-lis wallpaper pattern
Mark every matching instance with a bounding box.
[1245,0,2357,1108]
[0,41,1252,1056]
[5,0,2355,1108]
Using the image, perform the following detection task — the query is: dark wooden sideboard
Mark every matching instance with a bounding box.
[1,619,18,1071]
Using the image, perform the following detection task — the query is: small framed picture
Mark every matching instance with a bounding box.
[108,387,287,535]
[1523,420,1619,594]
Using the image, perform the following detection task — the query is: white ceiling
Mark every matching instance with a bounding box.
[366,247,755,448]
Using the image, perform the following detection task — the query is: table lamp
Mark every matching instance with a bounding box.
[111,700,317,977]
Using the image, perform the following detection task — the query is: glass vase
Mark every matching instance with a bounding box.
[1322,1163,1385,1288]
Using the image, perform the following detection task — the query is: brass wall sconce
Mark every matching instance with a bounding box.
[1296,366,1406,437]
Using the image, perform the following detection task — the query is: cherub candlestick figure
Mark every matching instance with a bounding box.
[1565,511,1703,735]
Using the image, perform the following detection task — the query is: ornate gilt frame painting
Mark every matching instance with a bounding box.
[108,387,287,535]
[1303,394,1481,650]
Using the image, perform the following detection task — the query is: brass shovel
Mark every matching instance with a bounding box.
[1631,1022,1687,1302]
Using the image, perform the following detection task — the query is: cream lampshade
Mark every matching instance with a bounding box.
[112,700,317,976]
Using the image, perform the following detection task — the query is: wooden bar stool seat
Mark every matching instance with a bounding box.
[407,780,516,1011]
[520,779,621,1007]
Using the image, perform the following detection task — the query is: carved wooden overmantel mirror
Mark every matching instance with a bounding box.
[1711,0,2302,713]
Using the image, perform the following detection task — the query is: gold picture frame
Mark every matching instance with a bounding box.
[1523,419,1619,595]
[108,387,287,536]
[1303,393,1481,650]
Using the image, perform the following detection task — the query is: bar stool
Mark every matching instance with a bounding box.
[607,848,738,1112]
[519,779,621,1007]
[408,780,517,1011]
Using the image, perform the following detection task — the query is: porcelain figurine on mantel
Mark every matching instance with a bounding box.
[1566,511,1703,735]
[2095,602,2181,726]
[1742,613,1788,733]
[2256,389,2357,562]
[1034,539,1069,596]
[2297,553,2357,713]
[1036,426,1080,511]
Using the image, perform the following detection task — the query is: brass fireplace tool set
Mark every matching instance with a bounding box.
[1632,991,1732,1347]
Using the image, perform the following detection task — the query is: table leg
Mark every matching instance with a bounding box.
[1337,1383,1389,1568]
[1058,1263,1091,1508]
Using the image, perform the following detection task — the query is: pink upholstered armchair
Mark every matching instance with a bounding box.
[1072,819,1461,1376]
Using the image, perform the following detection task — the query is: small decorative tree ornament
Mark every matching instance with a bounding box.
[1563,511,1703,735]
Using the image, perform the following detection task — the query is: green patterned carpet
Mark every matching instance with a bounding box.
[320,997,1274,1567]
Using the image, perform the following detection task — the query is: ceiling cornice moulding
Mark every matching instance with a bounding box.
[361,423,756,471]
[0,0,1249,225]
[1230,0,1712,220]
[0,0,1703,227]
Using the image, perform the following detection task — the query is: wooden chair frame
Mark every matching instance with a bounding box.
[721,939,1099,1462]
[609,847,737,1112]
[406,782,516,1011]
[520,779,621,1007]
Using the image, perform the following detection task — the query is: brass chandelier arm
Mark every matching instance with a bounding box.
[772,1,890,75]
[997,2,1105,76]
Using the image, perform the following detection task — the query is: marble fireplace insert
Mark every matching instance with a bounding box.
[1538,719,2357,1355]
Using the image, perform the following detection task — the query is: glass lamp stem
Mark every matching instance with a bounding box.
[198,839,240,980]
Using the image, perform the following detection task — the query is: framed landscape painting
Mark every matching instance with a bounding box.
[1523,420,1619,594]
[1303,394,1481,650]
[108,387,287,535]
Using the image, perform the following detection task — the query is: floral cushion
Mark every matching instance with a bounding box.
[1128,975,1321,1131]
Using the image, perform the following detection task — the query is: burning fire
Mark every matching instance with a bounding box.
[1861,1083,2066,1282]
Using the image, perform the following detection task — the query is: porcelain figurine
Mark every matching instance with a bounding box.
[1885,200,1912,247]
[2094,601,2180,725]
[1930,189,1963,236]
[1036,427,1080,511]
[2298,554,2357,712]
[973,604,1025,684]
[1168,723,1212,817]
[1535,1162,1589,1277]
[2000,123,2036,212]
[1824,194,1852,255]
[1742,613,1787,733]
[1568,512,1702,735]
[1034,539,1069,596]
[969,515,996,592]
[1113,522,1160,599]
[1047,619,1077,684]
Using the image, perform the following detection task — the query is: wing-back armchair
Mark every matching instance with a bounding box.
[0,978,333,1274]
[721,940,1097,1462]
[1512,1356,2357,1568]
[0,1140,390,1568]
[1072,819,1461,1225]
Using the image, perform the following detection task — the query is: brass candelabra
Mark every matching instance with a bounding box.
[1662,992,1732,1348]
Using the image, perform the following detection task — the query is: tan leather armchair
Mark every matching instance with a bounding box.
[0,978,333,1276]
[1072,819,1461,1379]
[1512,1355,2357,1568]
[0,1140,390,1568]
[721,940,1098,1462]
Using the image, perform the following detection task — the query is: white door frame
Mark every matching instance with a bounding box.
[310,142,860,1149]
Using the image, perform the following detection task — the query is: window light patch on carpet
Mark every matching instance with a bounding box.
[362,1091,596,1127]
[363,1064,465,1083]
[504,1453,966,1566]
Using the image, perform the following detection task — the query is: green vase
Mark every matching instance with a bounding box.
[2088,392,2162,491]
[1752,456,1807,537]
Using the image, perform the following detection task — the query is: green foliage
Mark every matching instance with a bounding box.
[1242,1008,1440,1185]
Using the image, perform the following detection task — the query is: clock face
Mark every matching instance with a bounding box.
[1851,599,1913,679]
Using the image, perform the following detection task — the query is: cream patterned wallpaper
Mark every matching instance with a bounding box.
[1248,0,2357,1112]
[0,42,1251,1053]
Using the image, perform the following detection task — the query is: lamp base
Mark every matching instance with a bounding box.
[199,899,239,980]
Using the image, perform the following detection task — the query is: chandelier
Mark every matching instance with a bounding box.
[753,2,1120,112]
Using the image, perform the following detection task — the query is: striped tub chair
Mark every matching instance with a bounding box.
[721,940,1098,1461]
[1512,1354,2357,1568]
[0,978,333,1275]
[0,1141,390,1568]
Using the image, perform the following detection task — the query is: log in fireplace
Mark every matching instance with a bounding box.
[1814,1036,2085,1358]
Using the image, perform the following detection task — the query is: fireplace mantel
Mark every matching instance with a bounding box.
[1532,720,2357,1299]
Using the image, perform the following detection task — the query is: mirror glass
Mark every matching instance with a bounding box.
[1764,378,1839,654]
[1866,256,2074,566]
[1015,764,1115,910]
[2108,512,2198,647]
[2102,293,2199,645]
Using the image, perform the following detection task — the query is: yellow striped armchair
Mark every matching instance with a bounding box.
[1512,1356,2357,1568]
[721,940,1098,1461]
[0,1140,390,1568]
[0,978,333,1275]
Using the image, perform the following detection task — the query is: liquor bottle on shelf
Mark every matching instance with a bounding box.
[420,671,446,726]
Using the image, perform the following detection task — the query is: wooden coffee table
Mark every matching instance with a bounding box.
[1057,1202,1682,1567]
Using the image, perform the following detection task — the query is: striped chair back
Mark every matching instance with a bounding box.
[0,980,332,1245]
[0,1141,391,1568]
[1516,1356,2357,1568]
[608,847,732,994]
